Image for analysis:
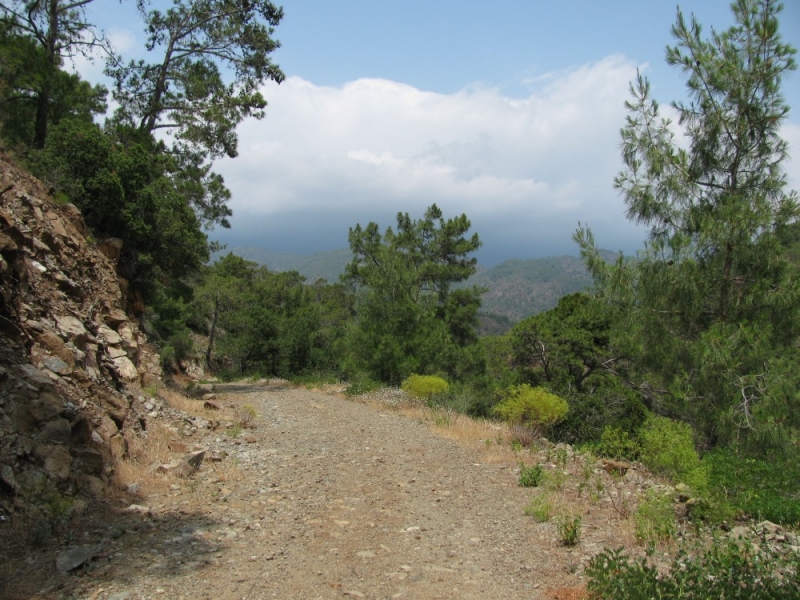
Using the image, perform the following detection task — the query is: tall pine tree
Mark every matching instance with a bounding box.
[575,0,799,451]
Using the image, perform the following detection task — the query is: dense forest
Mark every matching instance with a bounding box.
[2,0,799,594]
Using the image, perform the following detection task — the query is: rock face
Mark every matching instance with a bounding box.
[0,151,162,518]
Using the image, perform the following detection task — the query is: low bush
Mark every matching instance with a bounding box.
[519,464,545,487]
[595,426,641,462]
[706,448,800,525]
[633,489,676,545]
[289,372,342,387]
[524,494,552,521]
[344,376,381,396]
[586,540,799,599]
[639,416,708,495]
[401,374,449,399]
[556,514,582,546]
[548,381,648,446]
[238,404,257,427]
[493,384,568,436]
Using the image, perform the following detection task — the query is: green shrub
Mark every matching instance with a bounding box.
[587,540,800,599]
[524,494,552,522]
[595,426,642,461]
[289,372,342,387]
[634,489,676,545]
[518,464,545,487]
[226,424,243,438]
[401,374,449,399]
[427,381,487,415]
[169,331,193,363]
[556,514,582,546]
[548,380,649,446]
[238,404,257,427]
[493,384,568,436]
[639,416,708,494]
[344,376,380,396]
[159,344,177,369]
[706,448,800,525]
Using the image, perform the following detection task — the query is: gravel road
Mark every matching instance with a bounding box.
[28,381,626,600]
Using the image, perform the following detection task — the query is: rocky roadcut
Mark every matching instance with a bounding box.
[31,381,633,600]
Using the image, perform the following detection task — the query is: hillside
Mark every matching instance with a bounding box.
[221,246,620,322]
[215,246,353,283]
[0,151,164,549]
[467,253,613,322]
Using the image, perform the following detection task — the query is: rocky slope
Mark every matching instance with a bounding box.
[0,151,162,526]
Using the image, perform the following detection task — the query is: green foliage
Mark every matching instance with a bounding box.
[587,540,800,600]
[524,494,552,522]
[706,448,800,525]
[555,514,582,546]
[639,417,708,494]
[550,380,648,446]
[401,374,449,400]
[493,384,568,435]
[343,376,381,397]
[344,205,483,384]
[595,426,642,462]
[633,489,676,545]
[107,0,284,228]
[518,464,545,488]
[511,293,615,392]
[0,0,111,147]
[28,120,209,293]
[238,404,257,427]
[0,30,107,148]
[510,294,650,447]
[225,423,243,438]
[574,0,800,450]
[191,254,350,379]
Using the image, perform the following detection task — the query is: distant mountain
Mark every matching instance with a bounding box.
[219,246,619,323]
[215,246,353,283]
[465,254,613,322]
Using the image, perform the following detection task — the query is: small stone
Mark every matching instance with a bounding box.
[125,504,151,515]
[56,545,102,572]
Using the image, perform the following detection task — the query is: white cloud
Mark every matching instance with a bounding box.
[217,55,649,259]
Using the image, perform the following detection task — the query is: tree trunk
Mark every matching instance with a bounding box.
[206,291,220,368]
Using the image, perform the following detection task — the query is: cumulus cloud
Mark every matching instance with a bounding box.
[216,55,650,261]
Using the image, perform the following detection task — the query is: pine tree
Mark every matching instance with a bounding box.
[575,0,799,451]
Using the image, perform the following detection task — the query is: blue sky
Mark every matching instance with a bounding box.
[86,0,800,265]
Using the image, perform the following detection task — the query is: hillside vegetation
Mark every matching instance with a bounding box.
[221,246,618,323]
[1,0,799,597]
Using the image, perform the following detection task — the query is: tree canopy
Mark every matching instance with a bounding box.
[0,0,108,147]
[574,0,799,451]
[106,0,285,228]
[344,205,484,384]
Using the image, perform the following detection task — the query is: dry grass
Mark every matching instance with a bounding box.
[112,421,178,496]
[388,400,533,465]
[544,586,588,600]
[160,387,235,421]
[110,386,249,498]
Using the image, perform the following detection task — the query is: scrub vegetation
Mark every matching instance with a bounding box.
[1,0,798,596]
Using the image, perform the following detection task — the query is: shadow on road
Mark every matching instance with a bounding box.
[1,502,226,600]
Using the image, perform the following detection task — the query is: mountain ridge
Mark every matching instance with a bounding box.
[216,246,620,322]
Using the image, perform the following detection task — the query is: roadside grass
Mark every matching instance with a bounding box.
[113,387,244,498]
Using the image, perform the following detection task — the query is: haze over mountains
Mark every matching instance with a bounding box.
[217,246,618,323]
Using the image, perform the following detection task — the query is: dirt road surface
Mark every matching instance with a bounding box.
[16,381,632,600]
